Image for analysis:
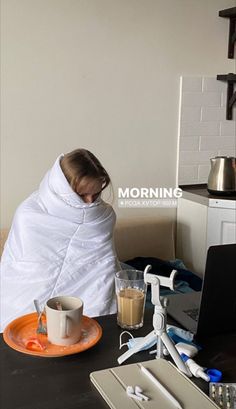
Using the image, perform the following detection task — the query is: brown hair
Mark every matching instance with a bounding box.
[60,149,111,193]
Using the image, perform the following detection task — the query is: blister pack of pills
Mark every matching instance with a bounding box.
[209,383,236,408]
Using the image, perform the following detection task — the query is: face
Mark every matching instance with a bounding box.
[76,177,103,203]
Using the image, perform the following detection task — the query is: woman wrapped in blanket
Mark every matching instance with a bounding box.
[0,149,120,331]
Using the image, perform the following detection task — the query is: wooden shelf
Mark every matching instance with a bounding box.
[219,7,236,18]
[219,7,236,58]
[217,73,236,120]
[217,73,236,82]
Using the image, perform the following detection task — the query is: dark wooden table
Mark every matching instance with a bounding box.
[1,309,236,409]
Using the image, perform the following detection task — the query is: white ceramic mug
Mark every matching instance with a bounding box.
[46,296,83,346]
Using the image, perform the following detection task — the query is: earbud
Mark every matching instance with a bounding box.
[126,386,143,401]
[134,386,150,401]
[126,385,149,401]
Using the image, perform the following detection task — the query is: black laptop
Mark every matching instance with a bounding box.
[167,244,236,339]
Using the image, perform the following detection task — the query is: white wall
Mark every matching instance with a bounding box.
[1,0,235,257]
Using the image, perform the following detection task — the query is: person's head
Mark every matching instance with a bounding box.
[60,149,111,203]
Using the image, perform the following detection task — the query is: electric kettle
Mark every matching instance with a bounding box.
[207,156,236,195]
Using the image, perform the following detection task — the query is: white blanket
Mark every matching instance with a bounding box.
[0,155,120,331]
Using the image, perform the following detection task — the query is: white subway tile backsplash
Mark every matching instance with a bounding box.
[218,148,236,156]
[182,93,201,107]
[179,137,200,151]
[221,93,227,107]
[199,92,222,107]
[202,77,226,92]
[201,107,225,121]
[233,107,236,121]
[200,136,235,150]
[198,175,209,184]
[178,76,236,185]
[220,121,236,136]
[181,107,201,122]
[182,92,221,107]
[182,77,202,92]
[181,121,220,136]
[179,166,198,184]
[198,165,211,181]
[179,150,218,165]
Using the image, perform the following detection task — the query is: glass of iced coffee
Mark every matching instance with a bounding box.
[115,270,147,329]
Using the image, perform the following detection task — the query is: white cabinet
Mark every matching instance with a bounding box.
[176,195,236,277]
[207,203,236,246]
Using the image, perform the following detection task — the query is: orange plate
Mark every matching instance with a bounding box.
[3,313,102,357]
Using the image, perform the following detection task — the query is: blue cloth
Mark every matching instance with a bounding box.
[122,257,202,309]
[124,257,202,291]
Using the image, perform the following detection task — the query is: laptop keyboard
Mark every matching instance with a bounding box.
[183,308,199,322]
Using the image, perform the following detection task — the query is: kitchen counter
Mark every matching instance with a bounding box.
[180,184,236,208]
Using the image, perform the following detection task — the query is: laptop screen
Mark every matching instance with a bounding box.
[167,244,236,338]
[197,244,236,337]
